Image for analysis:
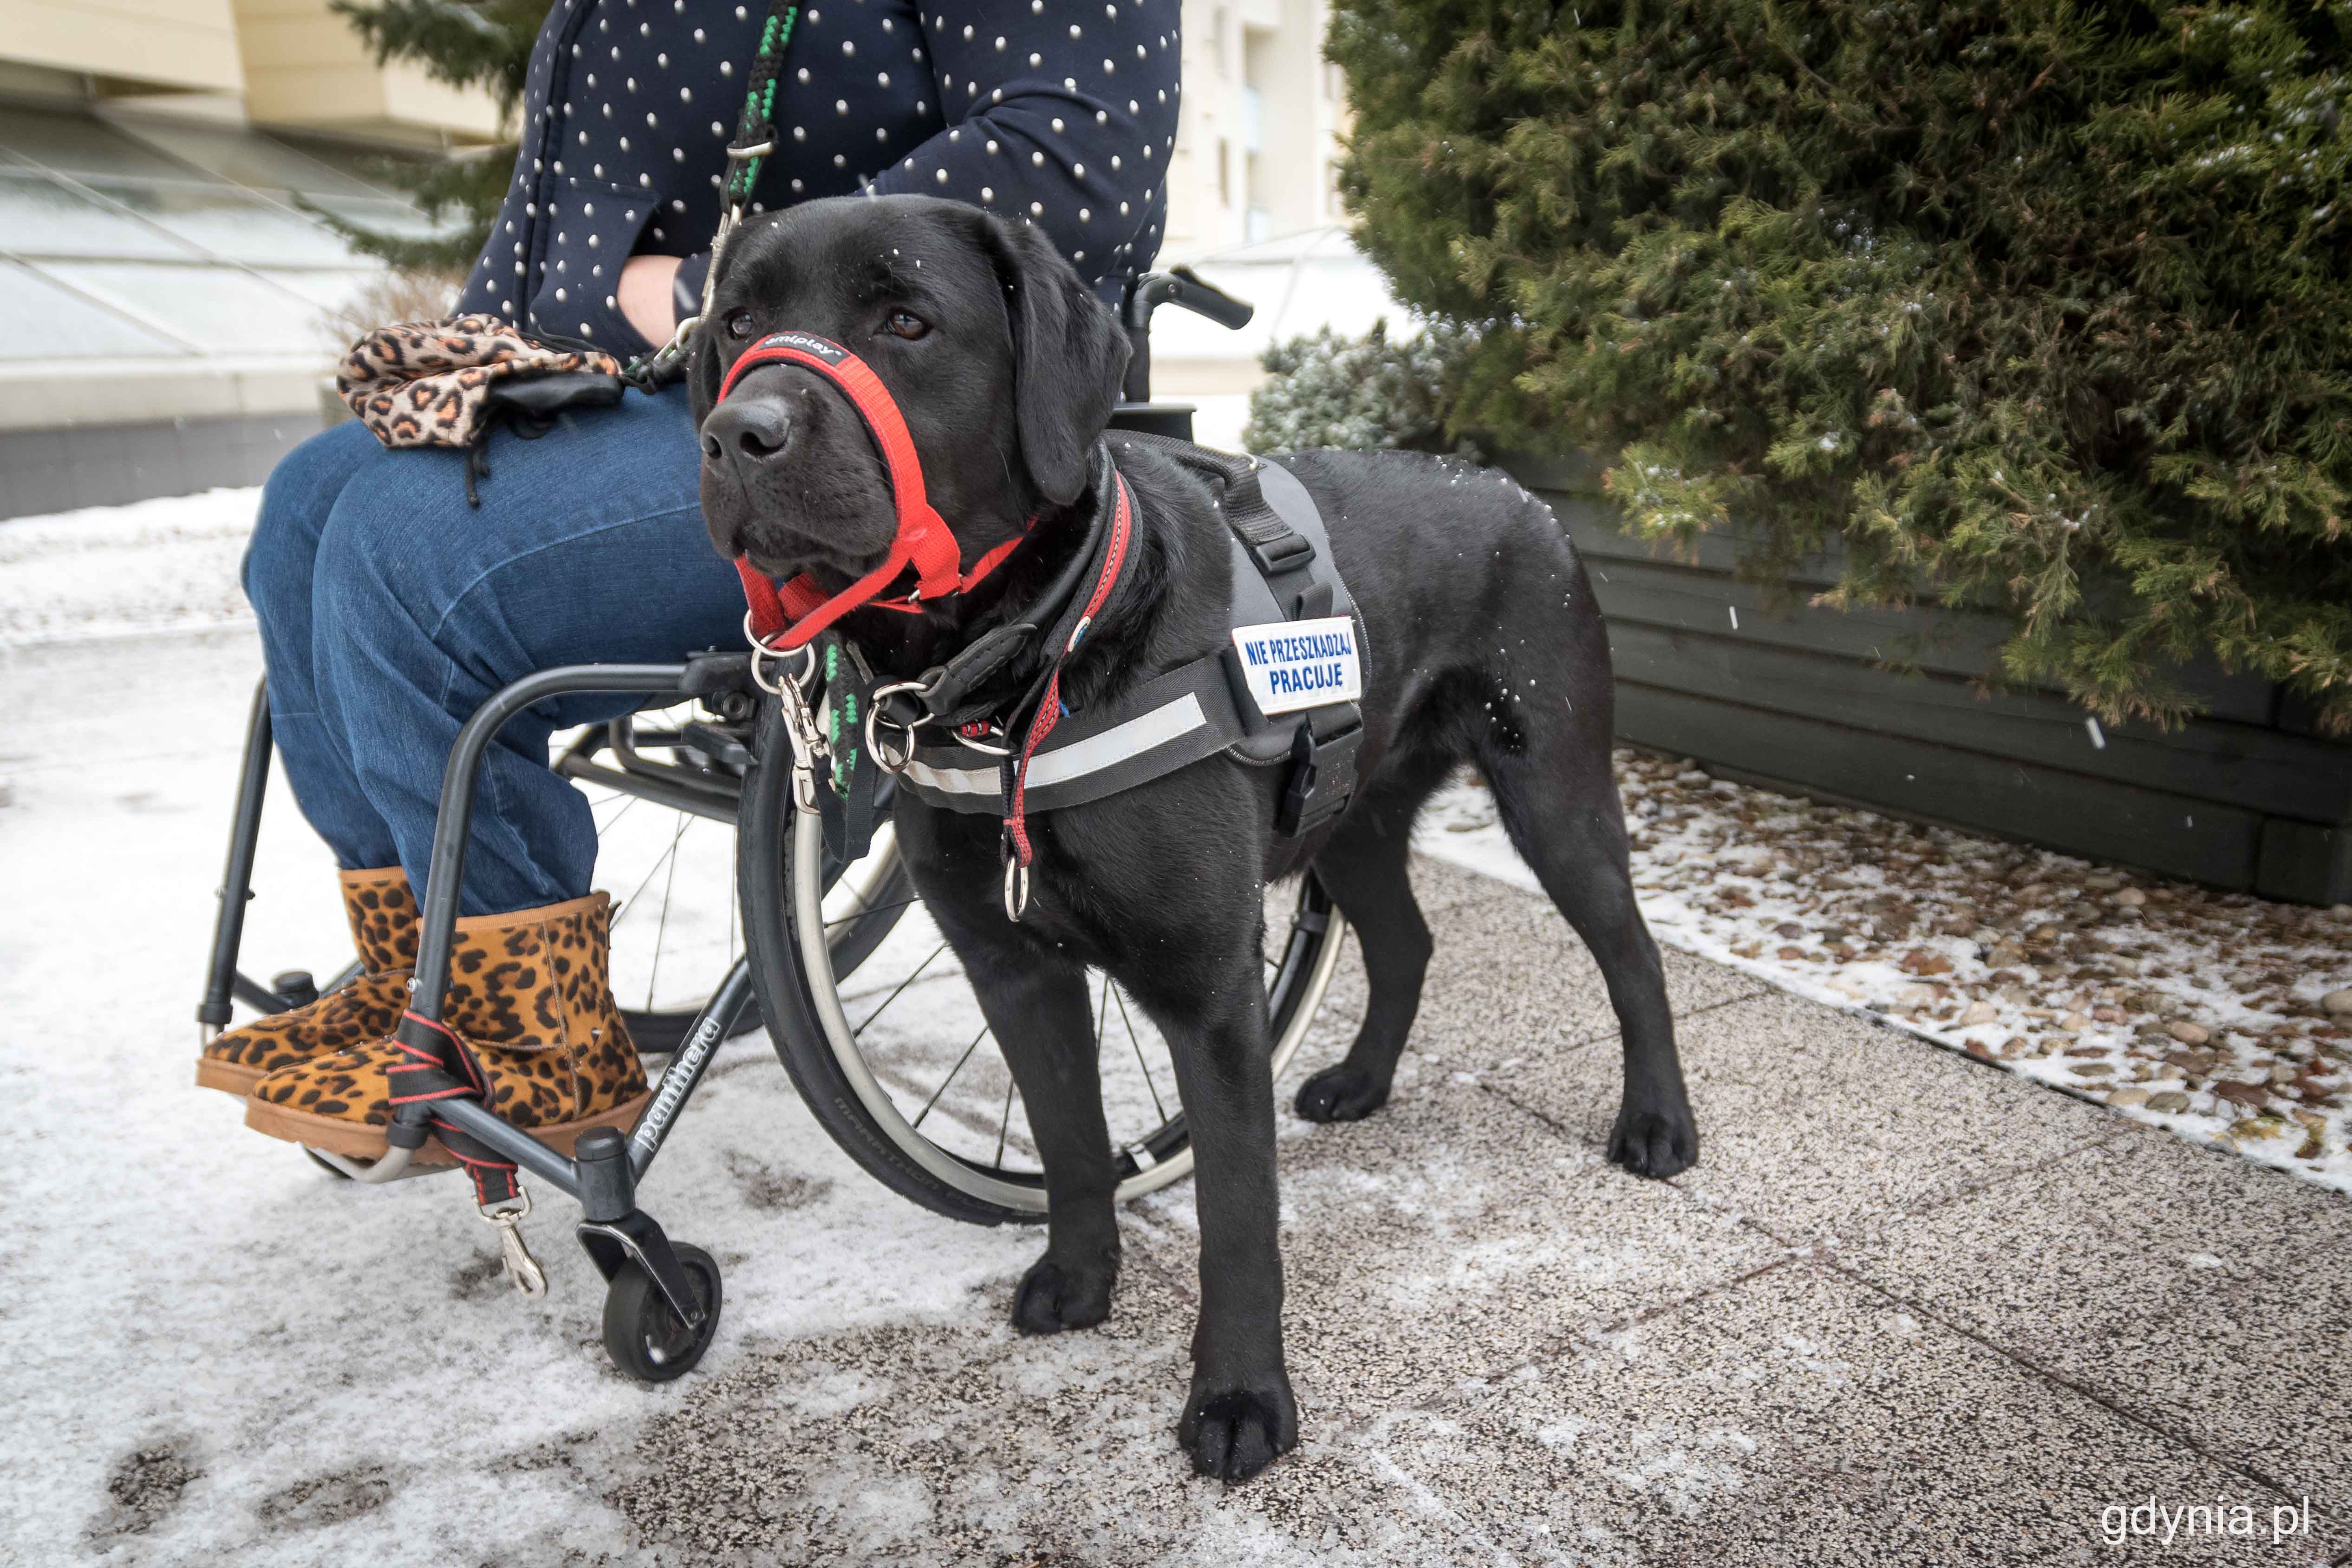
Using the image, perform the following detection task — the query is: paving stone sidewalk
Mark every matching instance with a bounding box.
[602,856,2352,1567]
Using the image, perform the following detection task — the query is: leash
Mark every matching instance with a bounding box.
[997,467,1134,918]
[623,0,802,389]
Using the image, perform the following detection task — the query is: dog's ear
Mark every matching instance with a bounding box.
[982,215,1130,506]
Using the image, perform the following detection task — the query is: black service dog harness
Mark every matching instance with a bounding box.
[723,332,1364,919]
[894,434,1366,841]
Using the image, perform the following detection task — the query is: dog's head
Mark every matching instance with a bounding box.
[689,195,1131,589]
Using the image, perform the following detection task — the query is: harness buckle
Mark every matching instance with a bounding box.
[1276,703,1363,838]
[1246,533,1317,579]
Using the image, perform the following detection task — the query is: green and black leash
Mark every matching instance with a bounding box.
[623,0,801,386]
[816,635,882,863]
[617,1,884,855]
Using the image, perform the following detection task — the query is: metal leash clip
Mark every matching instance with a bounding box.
[478,1188,547,1298]
[746,618,830,813]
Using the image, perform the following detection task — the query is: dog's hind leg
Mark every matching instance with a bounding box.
[1479,689,1699,1179]
[1293,782,1440,1124]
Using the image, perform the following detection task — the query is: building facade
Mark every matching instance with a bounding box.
[0,0,1347,519]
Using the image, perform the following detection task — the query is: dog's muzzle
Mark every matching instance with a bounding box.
[715,331,1024,651]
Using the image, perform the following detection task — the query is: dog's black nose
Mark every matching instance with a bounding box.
[701,399,794,468]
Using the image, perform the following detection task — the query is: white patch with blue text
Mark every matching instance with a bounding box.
[1229,615,1362,717]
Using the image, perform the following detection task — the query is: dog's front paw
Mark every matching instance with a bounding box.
[1609,1095,1699,1179]
[1011,1249,1116,1335]
[1293,1064,1390,1123]
[1178,1372,1298,1483]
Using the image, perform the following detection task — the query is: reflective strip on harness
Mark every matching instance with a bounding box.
[905,691,1210,803]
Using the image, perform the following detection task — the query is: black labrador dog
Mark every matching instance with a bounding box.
[691,195,1697,1482]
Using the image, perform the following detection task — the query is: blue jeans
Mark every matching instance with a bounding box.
[243,384,743,917]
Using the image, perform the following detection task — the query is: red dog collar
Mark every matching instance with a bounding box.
[717,331,1027,650]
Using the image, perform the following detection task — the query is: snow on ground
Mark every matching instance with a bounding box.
[1417,761,2352,1195]
[1,626,1089,1563]
[0,487,262,647]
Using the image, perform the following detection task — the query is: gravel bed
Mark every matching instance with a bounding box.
[1419,751,2352,1194]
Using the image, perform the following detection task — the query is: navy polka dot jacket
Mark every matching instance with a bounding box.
[459,0,1183,359]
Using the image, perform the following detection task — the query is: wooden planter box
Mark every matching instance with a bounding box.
[1502,453,2352,905]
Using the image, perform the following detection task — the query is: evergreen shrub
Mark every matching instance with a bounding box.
[1330,0,2352,731]
[1242,319,1479,455]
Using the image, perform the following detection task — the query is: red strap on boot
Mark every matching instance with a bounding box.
[387,1009,521,1205]
[719,331,1028,649]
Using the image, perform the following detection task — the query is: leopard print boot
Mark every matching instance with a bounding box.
[196,867,419,1096]
[242,892,647,1162]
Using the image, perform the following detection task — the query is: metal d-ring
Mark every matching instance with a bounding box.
[744,616,817,696]
[1002,855,1031,922]
[863,680,934,774]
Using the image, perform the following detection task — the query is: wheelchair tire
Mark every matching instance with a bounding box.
[736,701,1346,1227]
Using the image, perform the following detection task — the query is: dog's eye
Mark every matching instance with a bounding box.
[723,309,756,339]
[884,311,930,341]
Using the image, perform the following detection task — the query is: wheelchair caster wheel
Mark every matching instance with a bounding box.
[602,1242,722,1382]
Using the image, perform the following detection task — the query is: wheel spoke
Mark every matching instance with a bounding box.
[823,894,922,931]
[912,1022,990,1130]
[645,816,689,1009]
[1113,984,1166,1124]
[853,942,948,1038]
[611,813,689,930]
[1093,970,1111,1059]
[994,1072,1016,1168]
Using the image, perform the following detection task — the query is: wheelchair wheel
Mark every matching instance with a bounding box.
[601,1240,723,1382]
[566,714,769,1055]
[737,706,1347,1226]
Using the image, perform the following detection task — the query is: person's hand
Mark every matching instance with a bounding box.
[619,254,683,347]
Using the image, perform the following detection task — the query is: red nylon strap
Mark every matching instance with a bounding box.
[719,331,996,649]
[390,1010,518,1204]
[1005,472,1134,868]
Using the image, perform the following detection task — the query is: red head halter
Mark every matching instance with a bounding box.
[716,331,1027,650]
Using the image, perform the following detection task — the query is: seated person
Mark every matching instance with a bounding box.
[202,0,1181,1158]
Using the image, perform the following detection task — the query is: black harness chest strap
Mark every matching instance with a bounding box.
[898,654,1247,814]
[893,443,1366,836]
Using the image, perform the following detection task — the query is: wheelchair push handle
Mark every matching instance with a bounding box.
[1126,266,1254,332]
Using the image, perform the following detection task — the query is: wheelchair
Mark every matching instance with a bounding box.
[194,270,1350,1382]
